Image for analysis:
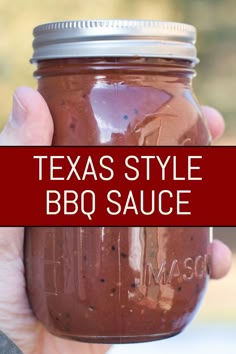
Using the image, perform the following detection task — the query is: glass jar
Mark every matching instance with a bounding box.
[25,20,211,344]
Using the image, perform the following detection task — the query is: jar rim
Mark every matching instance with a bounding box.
[31,19,199,64]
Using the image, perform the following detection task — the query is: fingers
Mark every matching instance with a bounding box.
[209,239,232,279]
[0,86,53,146]
[201,105,225,141]
[201,110,230,278]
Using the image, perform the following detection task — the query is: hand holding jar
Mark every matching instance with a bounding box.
[0,20,232,354]
[0,85,232,354]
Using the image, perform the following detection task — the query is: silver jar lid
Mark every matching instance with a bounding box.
[31,19,199,63]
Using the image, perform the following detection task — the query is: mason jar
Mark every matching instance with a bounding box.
[25,19,211,344]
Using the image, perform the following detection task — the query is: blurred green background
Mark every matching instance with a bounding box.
[1,0,236,140]
[0,0,235,331]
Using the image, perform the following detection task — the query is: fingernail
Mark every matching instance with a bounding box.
[11,93,27,127]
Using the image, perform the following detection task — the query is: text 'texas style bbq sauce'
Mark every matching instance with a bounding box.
[25,20,211,344]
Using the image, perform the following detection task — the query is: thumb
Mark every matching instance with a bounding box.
[0,87,53,351]
[0,86,54,258]
[0,86,53,146]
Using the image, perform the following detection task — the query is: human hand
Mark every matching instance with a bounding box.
[0,87,232,354]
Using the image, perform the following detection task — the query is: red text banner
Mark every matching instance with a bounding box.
[0,146,235,226]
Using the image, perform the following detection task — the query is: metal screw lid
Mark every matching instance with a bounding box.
[31,19,199,63]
